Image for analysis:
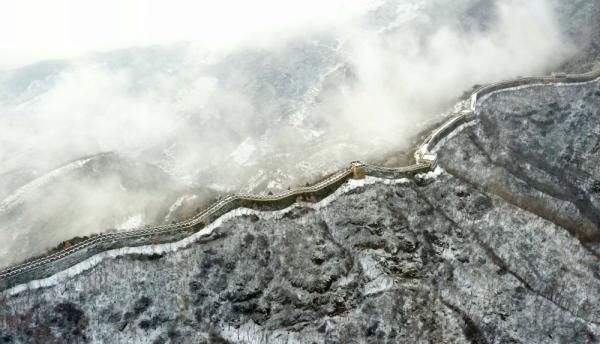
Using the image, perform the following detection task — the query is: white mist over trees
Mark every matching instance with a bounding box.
[0,0,587,266]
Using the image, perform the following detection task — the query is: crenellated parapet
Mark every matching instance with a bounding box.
[350,161,366,180]
[1,68,599,294]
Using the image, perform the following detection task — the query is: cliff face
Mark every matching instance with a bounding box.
[0,80,599,343]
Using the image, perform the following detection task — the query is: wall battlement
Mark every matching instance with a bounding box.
[1,68,599,294]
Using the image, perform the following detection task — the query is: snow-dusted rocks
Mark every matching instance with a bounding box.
[1,78,599,343]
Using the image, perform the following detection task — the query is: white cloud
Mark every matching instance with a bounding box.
[0,0,578,265]
[0,0,376,69]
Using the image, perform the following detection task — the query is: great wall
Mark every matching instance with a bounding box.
[0,68,599,295]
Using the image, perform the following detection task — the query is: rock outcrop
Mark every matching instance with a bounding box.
[0,78,598,343]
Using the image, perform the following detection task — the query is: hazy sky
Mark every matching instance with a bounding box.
[0,0,378,70]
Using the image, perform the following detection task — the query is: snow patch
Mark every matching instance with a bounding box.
[377,0,425,34]
[115,214,144,230]
[229,138,256,165]
[0,157,92,214]
[416,166,444,180]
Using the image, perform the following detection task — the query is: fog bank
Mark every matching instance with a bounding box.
[0,0,584,266]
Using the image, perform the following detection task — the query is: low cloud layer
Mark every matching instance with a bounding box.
[0,0,584,265]
[0,0,372,70]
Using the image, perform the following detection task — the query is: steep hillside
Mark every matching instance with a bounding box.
[1,76,598,344]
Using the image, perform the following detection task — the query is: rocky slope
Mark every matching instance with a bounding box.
[0,78,598,343]
[3,0,600,266]
[556,0,600,72]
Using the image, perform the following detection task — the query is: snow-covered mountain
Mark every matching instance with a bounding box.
[0,0,596,266]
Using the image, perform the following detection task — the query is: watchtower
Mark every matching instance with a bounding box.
[350,161,365,180]
[460,109,475,120]
[420,153,438,168]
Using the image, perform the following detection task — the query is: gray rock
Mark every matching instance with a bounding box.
[1,80,599,343]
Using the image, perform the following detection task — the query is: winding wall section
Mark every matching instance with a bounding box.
[1,69,599,293]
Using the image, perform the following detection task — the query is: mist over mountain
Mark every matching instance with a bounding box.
[0,0,596,266]
[2,63,599,344]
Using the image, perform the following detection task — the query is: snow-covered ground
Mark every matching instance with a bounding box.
[0,0,591,266]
